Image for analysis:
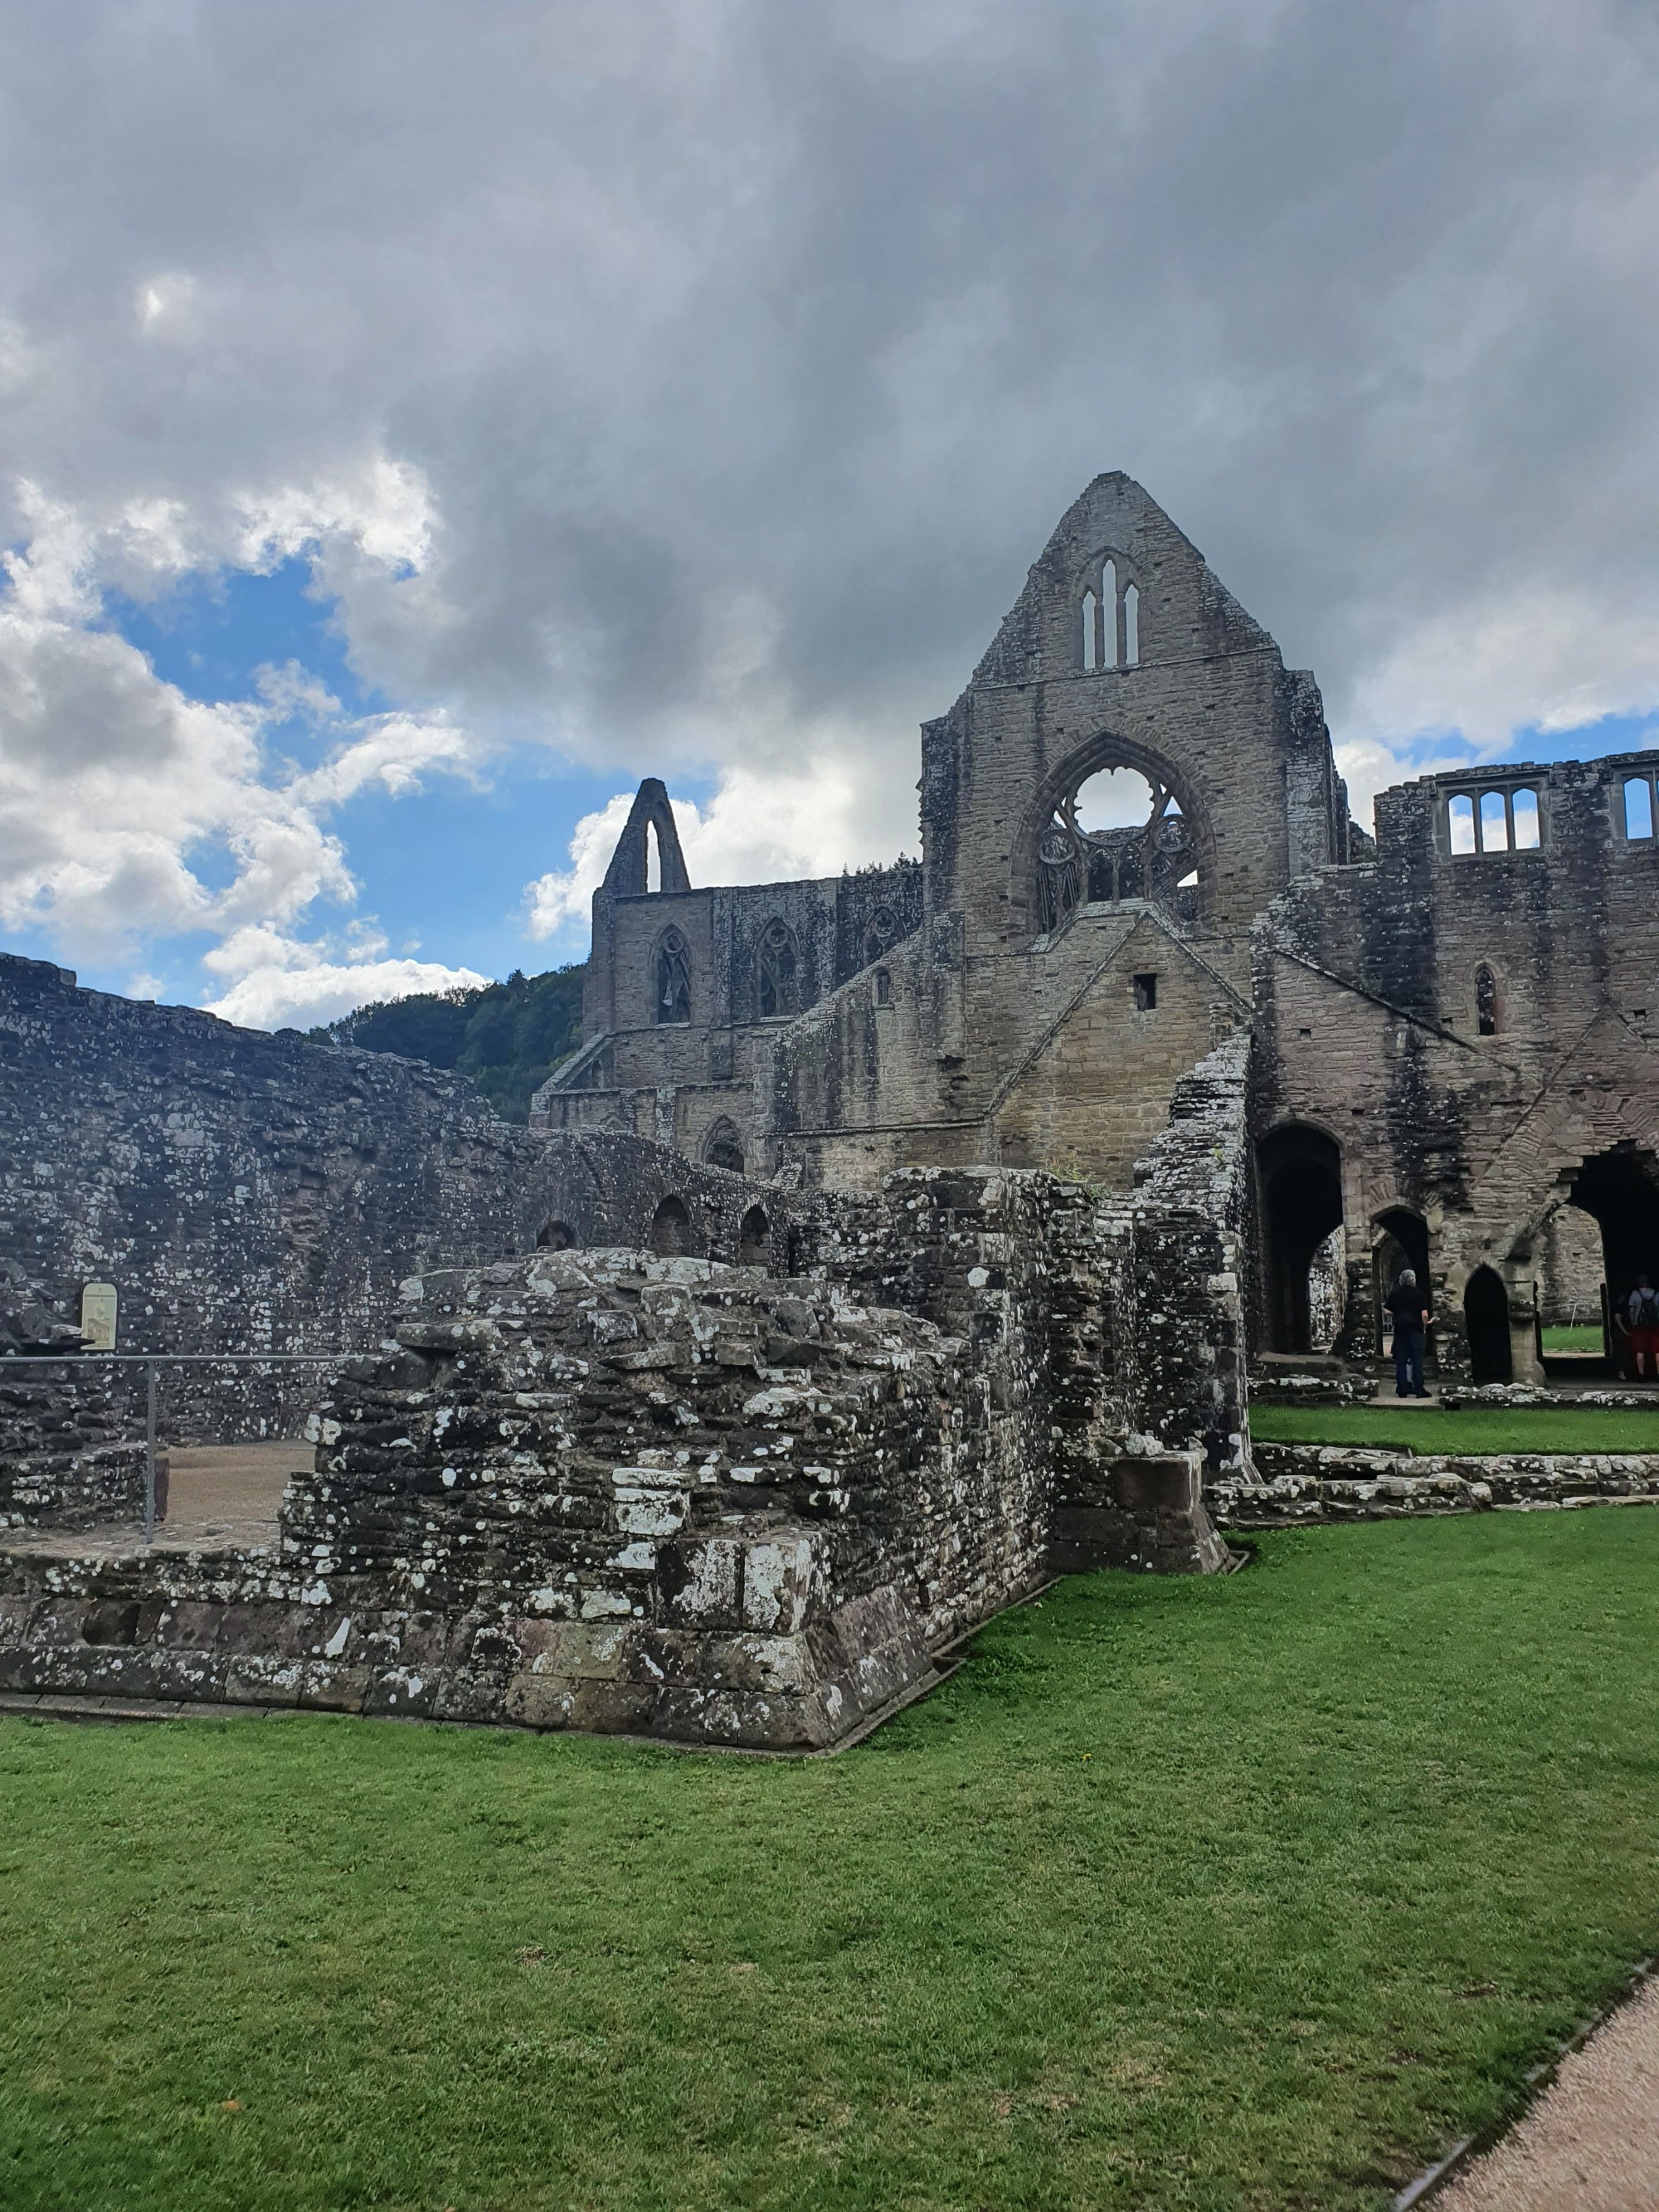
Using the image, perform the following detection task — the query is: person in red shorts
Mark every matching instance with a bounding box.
[1627,1275,1659,1380]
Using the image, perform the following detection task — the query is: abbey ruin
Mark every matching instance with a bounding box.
[3,475,1657,1747]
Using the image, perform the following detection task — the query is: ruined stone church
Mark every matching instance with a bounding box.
[2,476,1656,1747]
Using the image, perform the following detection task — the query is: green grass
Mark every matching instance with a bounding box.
[7,1515,1659,2210]
[1541,1325,1605,1353]
[1250,1403,1659,1454]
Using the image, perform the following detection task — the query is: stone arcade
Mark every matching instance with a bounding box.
[2,475,1656,1747]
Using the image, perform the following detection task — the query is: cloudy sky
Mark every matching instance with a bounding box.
[1,0,1656,1030]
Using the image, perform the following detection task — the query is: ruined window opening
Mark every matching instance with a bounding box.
[654,928,692,1025]
[1259,1123,1345,1353]
[873,967,893,1006]
[1123,582,1141,666]
[1102,559,1119,668]
[703,1119,745,1174]
[536,1220,577,1251]
[1133,972,1157,1011]
[1035,759,1195,933]
[863,905,901,967]
[646,820,663,894]
[756,919,799,1020]
[1624,777,1655,840]
[1478,790,1510,852]
[1511,787,1540,848]
[1080,588,1098,672]
[1476,963,1500,1036]
[649,1195,693,1258]
[1447,793,1477,855]
[739,1206,770,1268]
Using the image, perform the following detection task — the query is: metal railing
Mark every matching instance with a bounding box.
[0,1352,349,1545]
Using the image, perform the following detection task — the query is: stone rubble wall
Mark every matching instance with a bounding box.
[1216,1440,1659,1527]
[0,1363,153,1530]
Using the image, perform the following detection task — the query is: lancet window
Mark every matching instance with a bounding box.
[756,920,799,1020]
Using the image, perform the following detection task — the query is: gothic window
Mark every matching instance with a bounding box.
[1034,758,1195,934]
[1624,777,1655,840]
[873,967,893,1006]
[1080,588,1098,672]
[654,928,692,1024]
[756,920,799,1019]
[863,905,901,967]
[1123,582,1141,665]
[739,1206,770,1267]
[1476,964,1500,1036]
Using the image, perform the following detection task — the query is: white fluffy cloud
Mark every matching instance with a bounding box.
[523,757,879,943]
[1,0,1658,1008]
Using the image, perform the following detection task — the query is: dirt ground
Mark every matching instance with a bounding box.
[4,1441,301,1557]
[1435,1972,1659,2211]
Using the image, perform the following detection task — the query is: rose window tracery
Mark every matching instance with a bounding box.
[1034,763,1198,934]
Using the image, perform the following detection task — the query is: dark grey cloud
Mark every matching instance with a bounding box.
[0,0,1656,1008]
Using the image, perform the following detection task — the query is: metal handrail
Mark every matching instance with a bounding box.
[0,1351,351,1546]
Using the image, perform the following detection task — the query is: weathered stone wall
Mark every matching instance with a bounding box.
[0,1362,151,1531]
[1253,753,1659,1381]
[0,953,571,1440]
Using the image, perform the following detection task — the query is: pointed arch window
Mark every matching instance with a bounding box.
[654,928,692,1025]
[703,1118,745,1174]
[756,919,799,1020]
[863,904,900,967]
[1476,963,1501,1036]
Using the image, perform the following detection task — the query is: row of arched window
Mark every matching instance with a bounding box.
[536,1198,772,1267]
[652,906,904,1026]
[1447,787,1542,854]
[1078,558,1141,673]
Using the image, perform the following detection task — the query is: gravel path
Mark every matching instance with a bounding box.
[1434,1972,1659,2210]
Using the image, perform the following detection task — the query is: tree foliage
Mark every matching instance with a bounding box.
[309,964,586,1122]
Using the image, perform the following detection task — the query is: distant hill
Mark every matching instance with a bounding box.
[309,963,586,1123]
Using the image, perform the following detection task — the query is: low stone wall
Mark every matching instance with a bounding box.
[0,1362,154,1530]
[1216,1441,1659,1526]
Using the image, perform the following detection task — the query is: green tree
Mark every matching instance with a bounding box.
[309,963,586,1122]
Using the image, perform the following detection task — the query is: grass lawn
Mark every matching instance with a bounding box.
[1540,1325,1605,1352]
[6,1515,1659,2211]
[1251,1402,1659,1455]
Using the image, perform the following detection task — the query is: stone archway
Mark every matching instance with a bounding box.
[1010,729,1215,942]
[1464,1266,1512,1383]
[1258,1122,1345,1353]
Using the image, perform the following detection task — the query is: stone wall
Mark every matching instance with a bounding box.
[0,953,568,1441]
[0,1362,151,1531]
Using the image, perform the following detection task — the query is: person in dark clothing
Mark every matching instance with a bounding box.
[1385,1269,1433,1398]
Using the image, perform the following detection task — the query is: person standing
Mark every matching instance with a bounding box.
[1385,1269,1433,1399]
[1627,1274,1659,1381]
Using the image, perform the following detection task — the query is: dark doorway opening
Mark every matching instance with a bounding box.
[649,1196,693,1258]
[1464,1265,1512,1382]
[1566,1147,1659,1376]
[739,1206,770,1268]
[1259,1123,1345,1352]
[1373,1208,1430,1367]
[536,1220,576,1251]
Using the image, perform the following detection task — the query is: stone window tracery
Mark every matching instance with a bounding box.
[703,1118,745,1173]
[1034,761,1197,934]
[654,928,692,1025]
[1446,784,1541,855]
[756,919,799,1020]
[1076,556,1143,673]
[863,905,901,967]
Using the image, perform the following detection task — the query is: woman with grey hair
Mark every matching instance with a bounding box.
[1385,1268,1433,1399]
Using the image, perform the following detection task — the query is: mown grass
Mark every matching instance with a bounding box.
[5,1513,1659,2210]
[1540,1324,1605,1352]
[1251,1402,1659,1454]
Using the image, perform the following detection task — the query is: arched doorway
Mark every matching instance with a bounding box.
[1373,1208,1430,1366]
[1258,1123,1345,1353]
[739,1206,770,1268]
[1566,1147,1659,1372]
[649,1196,693,1258]
[536,1220,577,1252]
[1464,1266,1512,1382]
